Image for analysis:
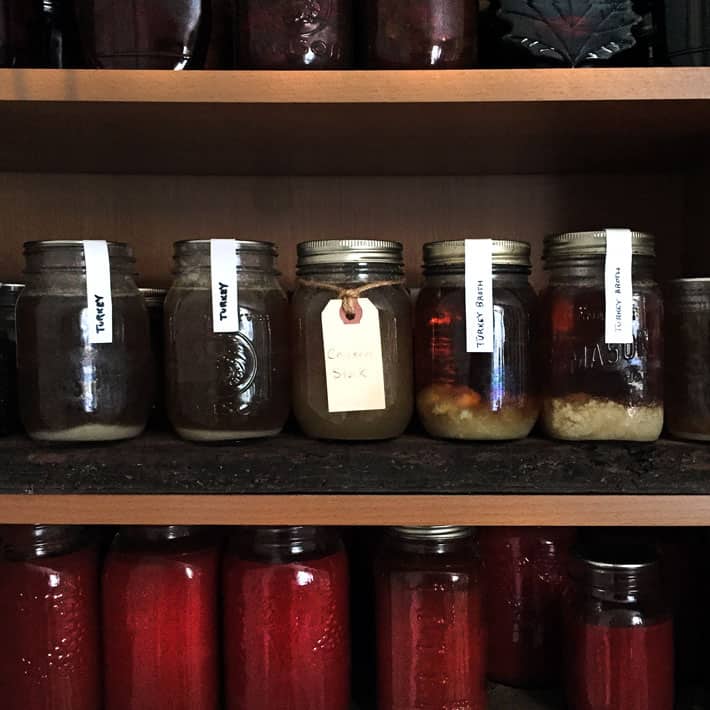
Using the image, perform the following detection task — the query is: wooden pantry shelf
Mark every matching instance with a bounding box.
[0,68,709,175]
[1,433,710,525]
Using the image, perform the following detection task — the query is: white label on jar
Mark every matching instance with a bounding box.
[321,298,386,413]
[604,228,634,344]
[83,240,113,344]
[210,239,239,334]
[465,239,494,353]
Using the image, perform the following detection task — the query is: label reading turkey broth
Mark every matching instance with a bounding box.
[210,239,240,334]
[604,228,634,345]
[465,239,494,353]
[83,240,113,344]
[321,298,386,413]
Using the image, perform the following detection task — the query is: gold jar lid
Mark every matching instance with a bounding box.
[391,526,474,541]
[543,230,655,262]
[297,239,403,267]
[423,239,531,268]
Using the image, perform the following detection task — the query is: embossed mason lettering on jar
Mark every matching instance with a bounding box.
[165,240,289,442]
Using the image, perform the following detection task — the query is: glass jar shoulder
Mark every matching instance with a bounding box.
[418,274,535,312]
[293,282,410,317]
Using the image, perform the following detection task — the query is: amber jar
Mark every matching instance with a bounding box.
[16,240,153,442]
[0,284,23,435]
[238,0,353,68]
[540,231,663,441]
[292,239,413,440]
[166,240,289,442]
[376,526,486,710]
[416,239,537,440]
[363,0,477,68]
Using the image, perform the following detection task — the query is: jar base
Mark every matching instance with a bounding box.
[175,426,282,442]
[28,423,145,443]
[667,429,710,442]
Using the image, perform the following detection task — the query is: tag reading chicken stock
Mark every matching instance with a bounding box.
[83,240,113,344]
[604,228,634,344]
[465,239,494,353]
[210,239,240,334]
[321,298,386,413]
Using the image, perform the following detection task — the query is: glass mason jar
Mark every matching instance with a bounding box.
[103,526,220,710]
[223,526,350,710]
[665,279,710,440]
[363,0,478,68]
[165,240,289,442]
[479,526,576,688]
[74,0,209,69]
[665,1,710,66]
[376,526,486,710]
[0,1,39,66]
[0,284,23,435]
[292,239,413,440]
[0,525,101,710]
[415,239,538,440]
[540,231,663,441]
[566,545,674,710]
[238,0,353,68]
[140,287,167,428]
[16,240,153,442]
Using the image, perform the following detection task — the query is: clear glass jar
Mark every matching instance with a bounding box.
[238,0,353,68]
[415,239,538,440]
[0,283,23,435]
[376,526,486,710]
[479,526,576,688]
[665,279,710,440]
[540,231,664,441]
[566,545,674,710]
[16,240,153,442]
[0,525,101,710]
[292,239,413,440]
[103,526,220,710]
[165,240,289,442]
[223,526,350,710]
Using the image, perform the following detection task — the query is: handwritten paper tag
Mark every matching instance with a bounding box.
[604,228,634,344]
[465,239,494,353]
[210,239,239,333]
[321,298,386,413]
[83,240,113,344]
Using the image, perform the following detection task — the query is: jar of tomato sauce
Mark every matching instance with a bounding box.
[0,525,101,710]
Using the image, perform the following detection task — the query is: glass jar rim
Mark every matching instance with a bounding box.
[390,526,475,541]
[0,525,93,559]
[24,239,131,252]
[423,239,531,269]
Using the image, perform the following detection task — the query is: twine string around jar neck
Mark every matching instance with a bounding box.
[298,278,404,319]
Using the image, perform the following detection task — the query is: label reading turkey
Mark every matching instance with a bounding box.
[465,239,494,353]
[321,298,386,413]
[83,240,113,344]
[210,239,239,333]
[604,228,634,344]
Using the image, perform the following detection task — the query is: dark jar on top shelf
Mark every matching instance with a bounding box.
[102,526,220,710]
[540,230,663,442]
[292,239,413,440]
[665,1,710,66]
[223,526,350,710]
[415,239,538,440]
[363,0,478,68]
[16,240,153,443]
[479,526,576,688]
[0,1,39,66]
[0,525,101,710]
[566,545,674,710]
[165,239,289,442]
[0,283,23,435]
[376,526,486,710]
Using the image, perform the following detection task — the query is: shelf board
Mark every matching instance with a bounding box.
[0,68,709,175]
[2,433,710,525]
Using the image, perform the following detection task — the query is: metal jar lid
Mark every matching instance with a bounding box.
[423,239,531,269]
[0,525,94,560]
[297,239,404,267]
[24,239,133,257]
[543,230,655,262]
[140,287,167,308]
[572,544,660,596]
[0,283,24,308]
[174,239,277,255]
[391,526,474,541]
[667,278,710,309]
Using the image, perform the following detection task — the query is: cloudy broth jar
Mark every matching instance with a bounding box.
[165,240,289,442]
[16,240,152,442]
[292,240,413,440]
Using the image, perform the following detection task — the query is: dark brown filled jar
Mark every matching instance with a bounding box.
[540,230,663,442]
[165,239,289,442]
[16,240,153,442]
[292,240,413,440]
[0,1,39,66]
[238,0,353,68]
[415,239,537,440]
[363,0,478,68]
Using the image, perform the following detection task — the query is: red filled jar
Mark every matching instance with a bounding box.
[224,526,350,710]
[103,526,220,710]
[376,526,486,710]
[567,545,674,710]
[0,525,101,710]
[479,526,576,688]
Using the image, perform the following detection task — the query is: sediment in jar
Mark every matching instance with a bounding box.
[30,423,145,443]
[175,426,282,442]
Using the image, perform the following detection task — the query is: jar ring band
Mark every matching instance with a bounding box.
[298,278,404,317]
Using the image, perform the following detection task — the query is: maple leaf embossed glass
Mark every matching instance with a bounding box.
[165,240,289,442]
